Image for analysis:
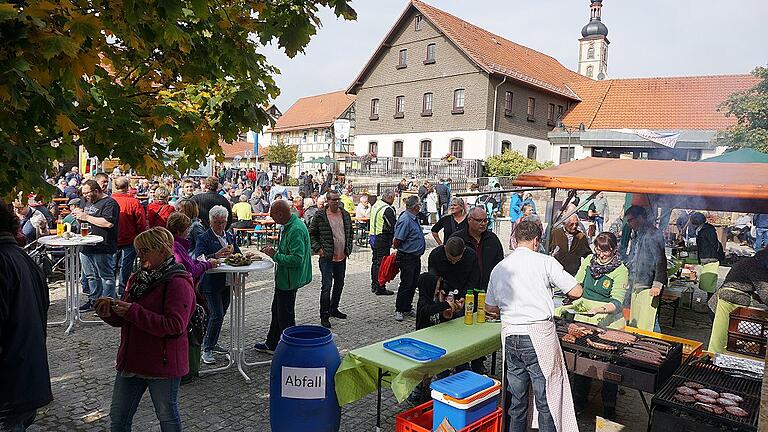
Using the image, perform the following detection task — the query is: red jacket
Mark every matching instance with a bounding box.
[103,270,195,378]
[146,201,174,229]
[112,192,147,247]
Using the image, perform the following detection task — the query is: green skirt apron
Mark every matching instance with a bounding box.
[707,288,744,353]
[628,288,659,332]
[698,261,720,294]
[556,298,625,329]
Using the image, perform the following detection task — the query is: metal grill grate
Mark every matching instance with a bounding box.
[651,359,761,431]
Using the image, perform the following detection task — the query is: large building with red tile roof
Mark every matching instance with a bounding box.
[343,0,758,172]
[268,90,356,172]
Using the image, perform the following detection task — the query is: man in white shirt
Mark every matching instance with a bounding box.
[486,220,582,432]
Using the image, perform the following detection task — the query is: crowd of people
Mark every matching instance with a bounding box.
[4,164,768,432]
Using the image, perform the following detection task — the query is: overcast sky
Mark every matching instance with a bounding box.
[261,0,768,111]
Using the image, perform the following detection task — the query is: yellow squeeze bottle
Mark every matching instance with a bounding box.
[464,290,474,325]
[476,291,486,323]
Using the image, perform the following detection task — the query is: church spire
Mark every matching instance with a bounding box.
[578,0,610,80]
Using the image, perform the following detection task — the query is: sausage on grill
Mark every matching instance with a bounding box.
[720,393,744,403]
[716,398,738,407]
[693,394,718,404]
[725,406,749,417]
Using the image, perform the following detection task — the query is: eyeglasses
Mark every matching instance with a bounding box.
[469,217,488,224]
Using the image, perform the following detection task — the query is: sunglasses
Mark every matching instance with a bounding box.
[470,217,488,224]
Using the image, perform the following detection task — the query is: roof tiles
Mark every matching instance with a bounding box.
[562,74,760,129]
[270,90,355,133]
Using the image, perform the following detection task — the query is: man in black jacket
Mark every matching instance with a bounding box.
[691,212,724,263]
[190,176,233,230]
[435,179,451,218]
[0,200,52,430]
[451,207,505,292]
[427,237,480,301]
[309,191,353,328]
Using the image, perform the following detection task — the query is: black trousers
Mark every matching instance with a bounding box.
[395,252,421,312]
[571,374,618,410]
[370,242,391,291]
[265,288,297,350]
[319,257,346,317]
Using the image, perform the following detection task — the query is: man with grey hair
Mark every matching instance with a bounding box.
[393,195,426,321]
[369,190,397,295]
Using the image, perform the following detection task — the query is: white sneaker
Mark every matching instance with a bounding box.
[201,351,216,364]
[395,312,404,322]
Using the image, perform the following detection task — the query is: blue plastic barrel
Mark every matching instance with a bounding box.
[270,325,341,432]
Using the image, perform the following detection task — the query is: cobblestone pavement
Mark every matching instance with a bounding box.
[32,231,714,432]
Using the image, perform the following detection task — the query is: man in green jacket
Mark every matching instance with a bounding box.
[255,200,312,353]
[309,190,353,328]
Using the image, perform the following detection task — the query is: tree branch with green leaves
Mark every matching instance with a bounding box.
[0,0,356,198]
[719,66,768,153]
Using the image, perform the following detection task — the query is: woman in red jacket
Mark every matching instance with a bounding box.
[146,186,175,228]
[96,227,194,432]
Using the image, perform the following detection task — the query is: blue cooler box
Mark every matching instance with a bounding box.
[429,371,500,431]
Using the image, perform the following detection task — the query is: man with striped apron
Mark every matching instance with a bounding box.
[708,249,768,353]
[486,221,583,432]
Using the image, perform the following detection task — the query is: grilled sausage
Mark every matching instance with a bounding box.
[725,406,749,417]
[585,338,617,351]
[693,394,718,404]
[716,398,738,407]
[720,393,744,403]
[561,334,577,344]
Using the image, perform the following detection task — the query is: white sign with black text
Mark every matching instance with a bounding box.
[281,366,326,399]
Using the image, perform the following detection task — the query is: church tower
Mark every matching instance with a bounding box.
[578,0,609,80]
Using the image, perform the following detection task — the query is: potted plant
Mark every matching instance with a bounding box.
[441,152,457,164]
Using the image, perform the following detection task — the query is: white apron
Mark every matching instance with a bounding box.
[501,320,579,432]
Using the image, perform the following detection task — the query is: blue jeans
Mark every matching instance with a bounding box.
[504,334,556,432]
[0,410,36,431]
[594,216,604,233]
[755,228,768,252]
[80,252,116,300]
[319,257,346,318]
[116,246,136,297]
[202,285,231,352]
[110,374,182,432]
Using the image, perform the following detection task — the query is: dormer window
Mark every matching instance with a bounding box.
[415,15,423,31]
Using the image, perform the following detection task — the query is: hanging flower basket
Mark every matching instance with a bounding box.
[441,152,457,164]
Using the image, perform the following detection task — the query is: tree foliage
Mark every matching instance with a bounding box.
[265,140,297,167]
[0,0,356,197]
[719,66,768,153]
[485,150,552,178]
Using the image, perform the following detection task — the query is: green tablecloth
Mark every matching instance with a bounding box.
[334,316,501,405]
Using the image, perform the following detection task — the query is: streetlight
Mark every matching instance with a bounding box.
[556,121,585,163]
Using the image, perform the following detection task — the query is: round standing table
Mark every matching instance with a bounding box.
[200,259,274,382]
[38,234,104,334]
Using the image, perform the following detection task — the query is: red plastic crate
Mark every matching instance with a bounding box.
[395,401,501,432]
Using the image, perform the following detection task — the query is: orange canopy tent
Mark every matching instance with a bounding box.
[513,158,768,214]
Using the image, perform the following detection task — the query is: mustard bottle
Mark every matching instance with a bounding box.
[464,290,474,325]
[476,290,486,323]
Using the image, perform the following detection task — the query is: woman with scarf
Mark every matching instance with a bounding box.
[96,227,195,432]
[556,231,628,420]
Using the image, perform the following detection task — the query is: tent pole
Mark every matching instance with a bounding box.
[544,188,557,251]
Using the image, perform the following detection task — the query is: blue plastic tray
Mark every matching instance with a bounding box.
[383,338,446,363]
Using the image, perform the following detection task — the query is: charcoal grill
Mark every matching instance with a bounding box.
[556,319,683,394]
[649,357,762,432]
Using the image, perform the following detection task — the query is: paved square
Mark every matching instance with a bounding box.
[32,235,712,431]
